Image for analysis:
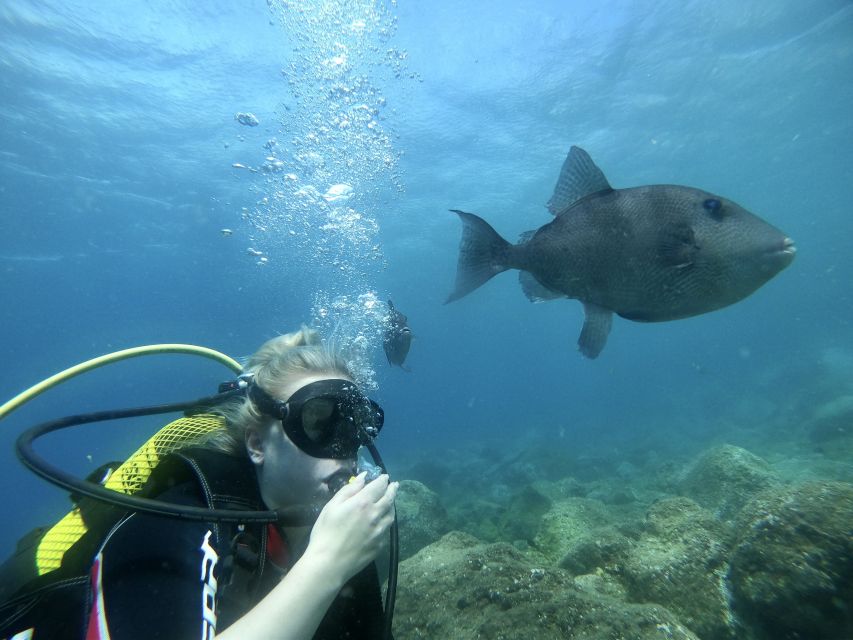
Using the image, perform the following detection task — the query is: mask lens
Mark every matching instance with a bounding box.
[267,379,384,459]
[300,397,337,444]
[346,399,383,439]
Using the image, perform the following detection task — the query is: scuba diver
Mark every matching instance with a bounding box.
[0,326,398,639]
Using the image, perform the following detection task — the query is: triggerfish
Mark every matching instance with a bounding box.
[447,146,796,358]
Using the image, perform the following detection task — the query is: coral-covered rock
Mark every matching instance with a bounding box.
[395,480,451,560]
[679,444,782,519]
[394,531,700,640]
[558,526,633,575]
[620,497,736,640]
[494,484,552,544]
[727,481,853,640]
[532,497,614,562]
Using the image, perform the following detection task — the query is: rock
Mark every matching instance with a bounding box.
[532,497,614,563]
[394,531,701,640]
[558,526,633,575]
[532,477,587,501]
[572,570,628,600]
[585,478,640,505]
[395,480,451,560]
[679,444,782,519]
[727,481,853,640]
[620,497,736,640]
[494,484,552,544]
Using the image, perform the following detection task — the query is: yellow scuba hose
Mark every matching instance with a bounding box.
[0,344,243,421]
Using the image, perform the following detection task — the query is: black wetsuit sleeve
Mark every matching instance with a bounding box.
[93,483,222,640]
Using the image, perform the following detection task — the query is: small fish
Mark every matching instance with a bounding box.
[383,299,413,370]
[447,146,796,359]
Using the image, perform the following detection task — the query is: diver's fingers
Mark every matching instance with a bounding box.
[357,474,391,502]
[372,481,398,515]
[376,509,396,532]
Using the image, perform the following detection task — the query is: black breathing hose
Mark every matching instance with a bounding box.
[15,399,295,524]
[366,441,399,640]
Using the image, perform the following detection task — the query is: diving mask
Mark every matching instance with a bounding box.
[249,379,384,459]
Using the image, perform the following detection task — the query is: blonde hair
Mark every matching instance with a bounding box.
[202,325,354,455]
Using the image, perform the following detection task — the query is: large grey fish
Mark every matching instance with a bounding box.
[447,146,796,358]
[383,299,413,370]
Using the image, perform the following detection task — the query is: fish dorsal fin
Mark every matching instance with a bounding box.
[546,146,612,215]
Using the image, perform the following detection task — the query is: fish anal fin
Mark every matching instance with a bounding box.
[577,302,613,359]
[546,146,613,216]
[519,271,564,303]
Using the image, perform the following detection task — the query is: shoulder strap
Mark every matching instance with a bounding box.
[146,448,269,624]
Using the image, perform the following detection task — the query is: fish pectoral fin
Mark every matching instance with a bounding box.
[658,224,698,267]
[546,146,613,216]
[578,302,613,359]
[519,271,564,303]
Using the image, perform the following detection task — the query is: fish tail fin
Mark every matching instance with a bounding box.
[446,209,512,303]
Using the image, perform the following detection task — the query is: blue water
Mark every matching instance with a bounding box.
[1,0,852,556]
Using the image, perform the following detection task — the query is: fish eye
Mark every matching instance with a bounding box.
[703,198,724,219]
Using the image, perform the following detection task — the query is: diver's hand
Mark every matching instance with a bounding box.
[217,474,397,639]
[304,472,398,587]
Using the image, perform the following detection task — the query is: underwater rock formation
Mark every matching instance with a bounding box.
[532,497,615,563]
[620,497,736,640]
[493,484,553,545]
[395,480,451,560]
[557,526,633,576]
[394,436,852,640]
[679,444,782,519]
[727,481,853,640]
[394,531,700,640]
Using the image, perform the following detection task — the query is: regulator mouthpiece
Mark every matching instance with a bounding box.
[357,452,384,482]
[329,451,386,495]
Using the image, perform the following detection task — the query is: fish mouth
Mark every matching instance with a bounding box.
[767,237,796,263]
[779,237,796,264]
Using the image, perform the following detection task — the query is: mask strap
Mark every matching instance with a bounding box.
[248,383,287,420]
